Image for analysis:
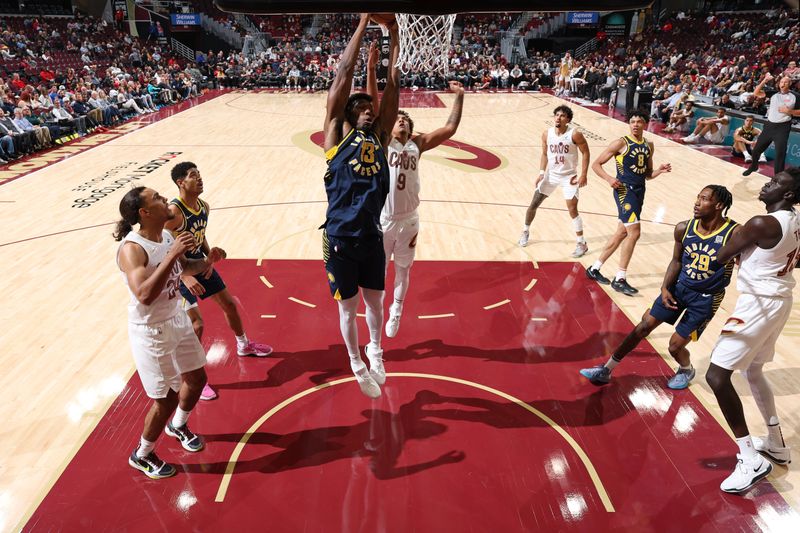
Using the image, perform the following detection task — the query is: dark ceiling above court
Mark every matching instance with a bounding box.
[213,0,654,15]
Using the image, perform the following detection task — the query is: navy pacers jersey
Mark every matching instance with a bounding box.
[170,197,208,260]
[678,217,739,293]
[323,128,389,238]
[615,135,651,187]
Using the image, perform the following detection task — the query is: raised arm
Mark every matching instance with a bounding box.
[366,41,380,115]
[591,138,625,188]
[376,23,400,146]
[415,81,465,153]
[660,221,689,310]
[753,72,772,99]
[323,13,371,151]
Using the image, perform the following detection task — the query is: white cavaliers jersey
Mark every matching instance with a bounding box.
[737,209,800,298]
[546,127,578,181]
[118,230,183,324]
[382,137,421,221]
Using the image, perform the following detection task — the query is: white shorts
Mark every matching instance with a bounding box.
[536,171,579,200]
[382,214,419,268]
[128,311,207,399]
[704,129,724,144]
[710,294,793,371]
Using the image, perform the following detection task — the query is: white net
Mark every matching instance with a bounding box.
[395,13,457,76]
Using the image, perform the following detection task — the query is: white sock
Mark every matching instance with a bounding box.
[137,436,156,458]
[523,224,530,231]
[172,407,191,428]
[768,418,785,447]
[236,334,248,348]
[591,260,603,271]
[615,269,627,281]
[605,356,619,371]
[577,236,586,244]
[736,435,757,458]
[680,363,693,371]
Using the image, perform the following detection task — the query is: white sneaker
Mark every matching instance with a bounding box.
[571,241,588,258]
[518,229,530,247]
[350,357,381,398]
[720,453,772,494]
[385,313,401,338]
[752,436,791,465]
[365,344,386,386]
[758,154,767,163]
[744,154,752,163]
[681,135,695,143]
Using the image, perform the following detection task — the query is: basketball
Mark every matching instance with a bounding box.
[370,13,396,28]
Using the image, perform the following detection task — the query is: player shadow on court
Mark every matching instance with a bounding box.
[212,330,636,393]
[403,380,660,429]
[189,390,465,479]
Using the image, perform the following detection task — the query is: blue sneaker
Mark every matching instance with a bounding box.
[579,365,611,384]
[667,367,696,390]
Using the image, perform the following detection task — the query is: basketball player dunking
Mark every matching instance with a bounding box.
[587,109,672,295]
[518,105,590,257]
[165,162,272,402]
[365,54,465,337]
[705,168,800,494]
[321,14,400,398]
[115,186,224,479]
[580,185,739,389]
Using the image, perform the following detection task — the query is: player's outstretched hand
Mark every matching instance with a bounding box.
[207,247,226,264]
[661,287,678,310]
[367,41,379,69]
[171,232,195,257]
[448,80,464,95]
[659,163,672,173]
[182,275,206,296]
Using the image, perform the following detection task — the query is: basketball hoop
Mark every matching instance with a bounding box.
[395,13,457,76]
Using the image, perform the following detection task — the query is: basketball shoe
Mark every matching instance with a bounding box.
[128,448,176,479]
[585,266,610,285]
[572,241,588,258]
[579,365,611,384]
[667,367,696,390]
[752,436,791,465]
[366,344,386,385]
[720,453,772,494]
[351,357,381,398]
[611,278,638,295]
[385,312,401,338]
[238,341,273,357]
[165,422,205,452]
[200,383,217,401]
[518,229,530,247]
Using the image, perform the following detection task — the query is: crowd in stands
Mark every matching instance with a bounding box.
[2,6,799,166]
[0,11,213,165]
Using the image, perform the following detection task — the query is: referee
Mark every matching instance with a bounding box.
[744,73,798,176]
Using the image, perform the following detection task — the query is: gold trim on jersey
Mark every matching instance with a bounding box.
[691,217,734,240]
[325,128,356,161]
[175,196,205,217]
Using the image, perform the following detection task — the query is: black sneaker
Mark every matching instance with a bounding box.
[165,422,205,452]
[128,449,177,479]
[742,166,757,176]
[611,278,638,295]
[586,267,610,285]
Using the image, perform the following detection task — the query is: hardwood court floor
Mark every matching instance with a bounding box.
[0,89,798,531]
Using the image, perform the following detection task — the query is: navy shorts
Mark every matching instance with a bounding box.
[179,268,226,308]
[613,183,645,224]
[323,231,385,300]
[649,283,724,341]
